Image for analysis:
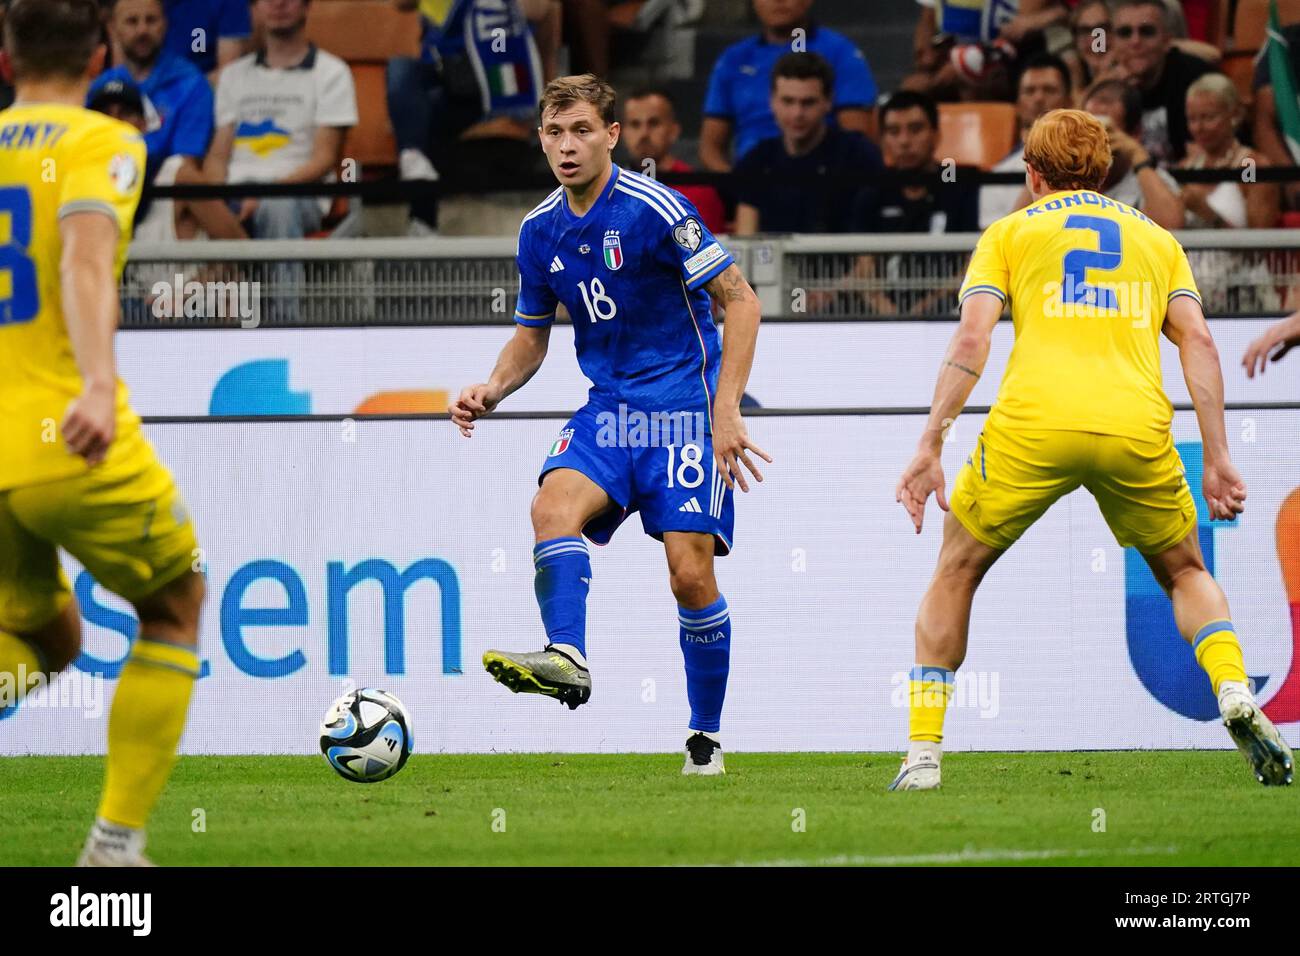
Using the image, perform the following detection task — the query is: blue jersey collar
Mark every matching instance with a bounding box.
[562,163,620,224]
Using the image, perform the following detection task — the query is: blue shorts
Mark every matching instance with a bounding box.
[538,400,735,555]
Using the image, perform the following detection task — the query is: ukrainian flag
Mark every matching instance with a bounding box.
[234,119,291,157]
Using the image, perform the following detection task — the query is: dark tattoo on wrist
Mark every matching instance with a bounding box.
[946,360,979,377]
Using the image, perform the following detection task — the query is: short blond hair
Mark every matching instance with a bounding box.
[538,74,617,126]
[1023,108,1112,191]
[1186,72,1240,112]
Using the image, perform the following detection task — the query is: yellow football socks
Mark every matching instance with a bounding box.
[1192,620,1248,696]
[0,631,45,707]
[908,665,955,743]
[98,638,201,829]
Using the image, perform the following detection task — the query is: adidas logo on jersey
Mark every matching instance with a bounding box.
[678,497,703,514]
[549,256,565,273]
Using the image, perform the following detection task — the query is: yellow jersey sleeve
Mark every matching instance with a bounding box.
[958,217,1010,307]
[1167,241,1202,309]
[56,120,145,239]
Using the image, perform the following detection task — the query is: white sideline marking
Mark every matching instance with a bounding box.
[717,846,1180,867]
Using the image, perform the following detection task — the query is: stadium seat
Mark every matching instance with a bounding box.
[343,62,398,170]
[305,2,420,172]
[936,102,1018,171]
[1231,0,1300,51]
[306,1,421,61]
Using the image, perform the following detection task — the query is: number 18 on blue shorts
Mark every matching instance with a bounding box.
[538,399,735,555]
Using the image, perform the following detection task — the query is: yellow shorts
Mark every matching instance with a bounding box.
[0,429,198,635]
[950,422,1197,554]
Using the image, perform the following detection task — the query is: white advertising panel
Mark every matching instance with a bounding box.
[4,411,1298,755]
[117,320,1296,417]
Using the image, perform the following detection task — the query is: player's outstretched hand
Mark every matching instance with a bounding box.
[62,384,116,466]
[1242,314,1300,379]
[712,407,771,493]
[896,450,948,534]
[1202,458,1246,521]
[450,383,501,438]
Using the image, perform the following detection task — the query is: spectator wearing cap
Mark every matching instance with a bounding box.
[204,0,357,239]
[621,87,727,236]
[980,52,1072,227]
[89,0,214,183]
[699,0,877,172]
[161,0,252,77]
[89,78,246,241]
[732,52,882,235]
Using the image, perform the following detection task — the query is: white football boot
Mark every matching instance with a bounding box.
[682,731,725,775]
[887,747,942,791]
[1218,682,1294,786]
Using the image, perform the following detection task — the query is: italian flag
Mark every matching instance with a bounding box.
[487,62,533,99]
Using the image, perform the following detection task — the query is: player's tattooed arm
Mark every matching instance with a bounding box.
[916,294,1000,455]
[704,264,772,491]
[896,292,1002,531]
[705,262,757,307]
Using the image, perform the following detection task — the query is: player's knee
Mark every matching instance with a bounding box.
[669,564,717,609]
[530,487,579,540]
[936,550,988,588]
[1145,544,1207,595]
[1161,558,1208,595]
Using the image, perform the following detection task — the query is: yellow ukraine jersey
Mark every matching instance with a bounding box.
[958,189,1202,442]
[0,103,146,491]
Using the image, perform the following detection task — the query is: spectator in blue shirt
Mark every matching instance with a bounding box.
[699,0,878,172]
[91,0,215,182]
[733,52,883,234]
[161,0,252,77]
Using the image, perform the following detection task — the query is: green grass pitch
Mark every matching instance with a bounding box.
[2,752,1296,866]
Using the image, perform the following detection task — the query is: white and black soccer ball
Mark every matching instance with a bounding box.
[319,688,413,783]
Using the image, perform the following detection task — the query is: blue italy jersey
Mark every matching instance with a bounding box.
[514,166,734,414]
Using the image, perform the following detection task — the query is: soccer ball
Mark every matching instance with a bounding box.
[319,688,414,783]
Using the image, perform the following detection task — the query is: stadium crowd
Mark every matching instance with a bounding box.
[0,0,1294,241]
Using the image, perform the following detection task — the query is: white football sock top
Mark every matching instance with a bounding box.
[549,643,588,669]
[1218,680,1251,701]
